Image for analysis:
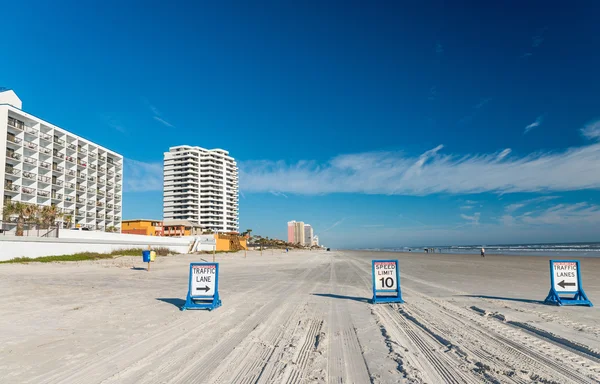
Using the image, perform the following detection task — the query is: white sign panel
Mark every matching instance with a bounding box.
[553,261,578,292]
[191,264,216,296]
[374,261,397,290]
[198,236,216,246]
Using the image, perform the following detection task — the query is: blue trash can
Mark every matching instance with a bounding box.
[142,250,151,262]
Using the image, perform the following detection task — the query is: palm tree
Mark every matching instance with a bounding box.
[246,229,252,239]
[2,201,18,233]
[39,205,61,229]
[63,214,73,229]
[3,201,35,236]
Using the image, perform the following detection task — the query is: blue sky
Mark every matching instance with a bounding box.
[2,1,600,247]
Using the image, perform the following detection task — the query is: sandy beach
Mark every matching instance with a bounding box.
[0,250,599,384]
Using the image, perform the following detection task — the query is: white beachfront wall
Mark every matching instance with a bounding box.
[0,90,123,231]
[163,145,239,233]
[0,231,217,261]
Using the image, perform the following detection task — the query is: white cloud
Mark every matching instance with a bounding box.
[524,115,543,134]
[123,159,163,192]
[460,205,474,210]
[474,98,492,109]
[153,116,174,128]
[460,212,480,225]
[147,101,175,128]
[240,141,600,196]
[505,203,525,213]
[520,203,600,225]
[323,218,346,232]
[497,148,511,160]
[102,114,127,133]
[504,196,559,213]
[532,28,547,48]
[428,86,437,101]
[581,120,600,140]
[269,191,288,198]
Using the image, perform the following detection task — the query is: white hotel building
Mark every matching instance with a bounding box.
[163,145,239,233]
[0,90,123,231]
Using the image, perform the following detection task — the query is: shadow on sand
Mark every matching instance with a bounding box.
[130,267,148,271]
[156,298,186,308]
[312,293,370,303]
[460,295,545,305]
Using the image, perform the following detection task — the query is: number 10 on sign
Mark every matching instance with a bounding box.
[372,260,404,304]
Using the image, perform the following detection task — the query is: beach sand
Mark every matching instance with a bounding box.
[0,250,599,383]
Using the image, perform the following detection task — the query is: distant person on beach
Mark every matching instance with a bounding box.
[481,247,485,257]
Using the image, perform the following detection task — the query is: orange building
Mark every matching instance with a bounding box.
[121,219,164,236]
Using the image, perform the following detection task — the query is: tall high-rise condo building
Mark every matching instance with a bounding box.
[287,220,296,243]
[304,224,313,246]
[0,90,123,231]
[163,145,239,233]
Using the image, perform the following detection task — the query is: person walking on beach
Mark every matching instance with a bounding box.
[480,247,485,258]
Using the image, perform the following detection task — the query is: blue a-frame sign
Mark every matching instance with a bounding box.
[544,260,592,307]
[181,262,222,311]
[371,259,404,304]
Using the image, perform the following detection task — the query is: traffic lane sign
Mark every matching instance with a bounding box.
[552,261,578,292]
[374,261,397,291]
[191,265,216,296]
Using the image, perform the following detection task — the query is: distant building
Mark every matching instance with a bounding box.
[287,221,296,243]
[163,219,204,237]
[121,219,163,236]
[163,145,238,233]
[304,224,313,246]
[294,221,305,245]
[312,235,319,246]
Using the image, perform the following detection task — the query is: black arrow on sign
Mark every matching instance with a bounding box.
[196,285,210,292]
[558,280,576,289]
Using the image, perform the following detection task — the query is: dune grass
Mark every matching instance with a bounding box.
[0,247,174,264]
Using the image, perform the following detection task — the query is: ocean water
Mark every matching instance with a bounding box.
[362,242,600,258]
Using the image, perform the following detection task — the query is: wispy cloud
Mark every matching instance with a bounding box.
[474,98,492,109]
[505,196,560,213]
[153,116,174,128]
[147,101,175,128]
[240,128,600,196]
[497,148,511,160]
[522,27,547,58]
[502,196,561,225]
[524,115,543,134]
[269,191,288,198]
[428,86,437,101]
[102,114,127,133]
[398,214,429,227]
[435,42,444,54]
[323,218,346,232]
[502,202,600,227]
[520,202,600,225]
[457,98,492,125]
[581,119,600,140]
[460,205,474,210]
[123,159,163,192]
[531,28,547,48]
[460,212,481,225]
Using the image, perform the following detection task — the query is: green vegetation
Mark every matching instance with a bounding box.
[0,247,175,264]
